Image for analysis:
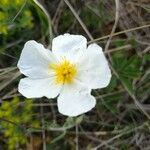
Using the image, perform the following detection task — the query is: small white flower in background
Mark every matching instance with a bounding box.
[17,34,111,117]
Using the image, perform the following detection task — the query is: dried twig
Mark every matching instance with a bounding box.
[92,122,147,149]
[64,0,94,40]
[33,0,53,46]
[88,24,150,44]
[11,0,27,22]
[104,0,119,52]
[40,103,46,150]
[75,124,79,150]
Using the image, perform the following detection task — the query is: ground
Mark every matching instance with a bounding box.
[0,0,150,150]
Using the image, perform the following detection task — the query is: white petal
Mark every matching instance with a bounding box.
[52,34,87,62]
[17,40,57,79]
[63,79,91,94]
[57,80,95,116]
[58,92,96,117]
[77,43,111,89]
[18,77,62,98]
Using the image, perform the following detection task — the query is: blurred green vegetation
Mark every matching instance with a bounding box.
[0,0,33,35]
[0,97,39,150]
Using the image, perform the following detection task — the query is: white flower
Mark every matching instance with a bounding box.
[17,34,111,117]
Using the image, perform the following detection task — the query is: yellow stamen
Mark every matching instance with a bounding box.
[49,59,77,85]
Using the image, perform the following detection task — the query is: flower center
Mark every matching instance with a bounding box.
[50,59,77,85]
